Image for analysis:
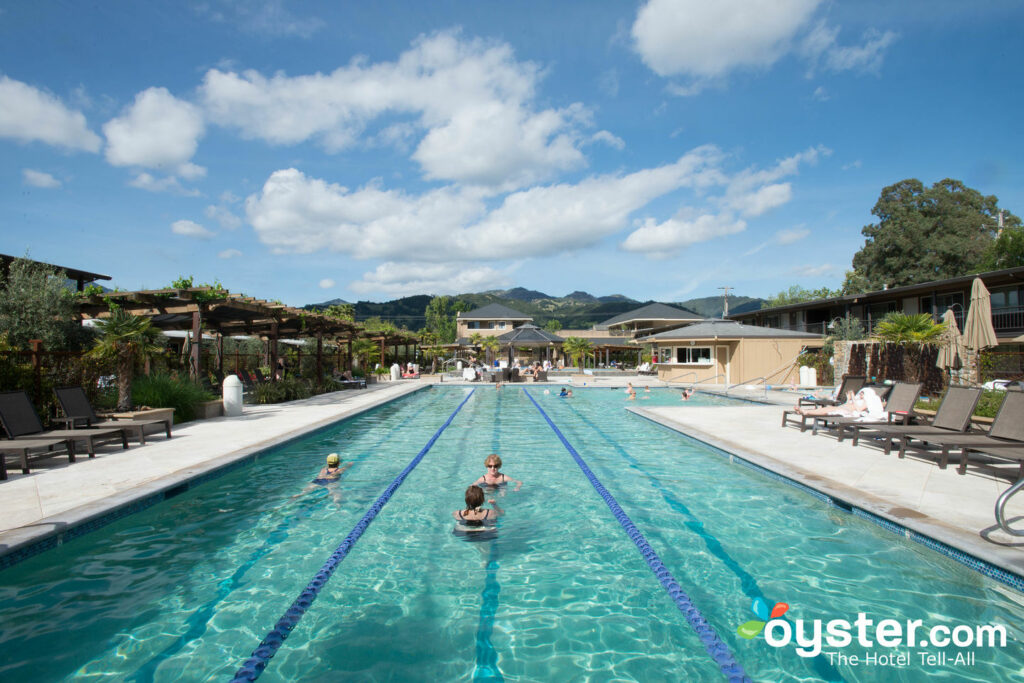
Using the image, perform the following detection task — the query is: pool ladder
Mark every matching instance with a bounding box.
[995,478,1024,536]
[726,376,768,400]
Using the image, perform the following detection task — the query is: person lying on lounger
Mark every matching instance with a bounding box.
[792,388,883,418]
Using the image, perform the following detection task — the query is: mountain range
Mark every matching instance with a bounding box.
[306,289,766,331]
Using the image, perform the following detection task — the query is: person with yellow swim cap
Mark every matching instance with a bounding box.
[295,452,351,504]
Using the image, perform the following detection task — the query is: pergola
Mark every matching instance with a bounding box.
[75,287,419,381]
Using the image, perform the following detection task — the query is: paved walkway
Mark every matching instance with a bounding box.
[631,403,1024,577]
[0,382,426,559]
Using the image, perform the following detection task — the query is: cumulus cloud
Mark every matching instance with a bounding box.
[205,203,242,230]
[129,172,200,196]
[0,76,101,151]
[590,130,626,150]
[318,278,335,289]
[200,31,593,189]
[722,145,828,216]
[103,87,205,177]
[22,169,61,188]
[621,211,746,255]
[245,146,726,262]
[632,0,896,91]
[632,0,820,80]
[171,219,214,239]
[218,248,243,259]
[349,262,515,297]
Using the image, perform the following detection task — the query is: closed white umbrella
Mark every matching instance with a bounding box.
[936,308,964,375]
[963,278,998,383]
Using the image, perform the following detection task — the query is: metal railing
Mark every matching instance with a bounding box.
[995,478,1024,537]
[663,371,698,385]
[726,376,768,400]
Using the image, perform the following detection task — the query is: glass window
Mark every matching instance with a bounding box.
[468,321,480,329]
[675,346,712,364]
[990,287,1019,309]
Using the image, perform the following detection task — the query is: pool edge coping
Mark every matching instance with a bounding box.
[626,406,1024,594]
[0,383,431,570]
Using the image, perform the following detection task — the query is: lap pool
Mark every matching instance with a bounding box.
[0,387,1021,681]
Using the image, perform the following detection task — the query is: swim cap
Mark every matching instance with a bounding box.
[326,453,340,465]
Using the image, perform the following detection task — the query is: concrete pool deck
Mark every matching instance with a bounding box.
[2,377,1023,584]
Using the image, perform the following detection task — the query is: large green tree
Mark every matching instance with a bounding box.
[424,295,471,344]
[850,178,1019,289]
[0,256,88,350]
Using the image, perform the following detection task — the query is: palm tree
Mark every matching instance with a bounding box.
[88,307,164,411]
[479,336,499,366]
[561,337,593,371]
[874,313,946,343]
[351,338,379,372]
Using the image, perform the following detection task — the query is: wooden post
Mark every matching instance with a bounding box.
[347,337,353,371]
[270,323,279,381]
[190,309,202,381]
[316,332,324,382]
[29,339,43,406]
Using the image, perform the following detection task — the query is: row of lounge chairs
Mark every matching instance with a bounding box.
[782,377,1024,479]
[0,388,172,480]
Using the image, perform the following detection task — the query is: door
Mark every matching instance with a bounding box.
[716,345,730,385]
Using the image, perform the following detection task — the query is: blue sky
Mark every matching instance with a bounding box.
[2,1,1022,306]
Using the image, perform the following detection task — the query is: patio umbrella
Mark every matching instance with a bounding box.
[963,277,998,383]
[936,308,964,376]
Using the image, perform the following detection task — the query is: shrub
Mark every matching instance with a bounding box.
[253,378,313,404]
[915,389,1004,418]
[132,374,216,423]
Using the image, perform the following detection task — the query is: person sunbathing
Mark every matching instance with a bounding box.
[793,388,883,418]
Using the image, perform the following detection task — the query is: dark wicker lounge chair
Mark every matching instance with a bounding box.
[54,386,172,445]
[781,375,868,432]
[810,382,921,441]
[845,386,983,456]
[0,390,128,459]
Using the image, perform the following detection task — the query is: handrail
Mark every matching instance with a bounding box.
[693,374,725,386]
[664,371,698,386]
[726,376,768,400]
[994,478,1024,537]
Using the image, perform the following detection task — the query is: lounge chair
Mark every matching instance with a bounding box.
[0,390,129,458]
[800,375,867,408]
[0,437,78,479]
[810,382,921,441]
[895,389,1024,475]
[845,386,983,456]
[54,386,172,445]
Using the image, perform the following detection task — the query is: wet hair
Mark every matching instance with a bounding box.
[465,485,484,509]
[484,454,502,468]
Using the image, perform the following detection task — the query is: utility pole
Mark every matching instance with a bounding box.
[718,286,732,318]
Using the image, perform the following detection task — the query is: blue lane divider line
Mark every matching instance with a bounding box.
[561,400,844,683]
[231,389,477,682]
[523,389,750,683]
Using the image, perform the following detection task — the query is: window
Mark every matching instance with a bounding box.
[990,287,1020,310]
[467,321,480,329]
[486,321,507,330]
[675,346,712,364]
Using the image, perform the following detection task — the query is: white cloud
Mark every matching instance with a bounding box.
[802,23,899,75]
[632,0,821,79]
[103,87,205,177]
[590,130,626,150]
[205,204,242,230]
[171,219,215,239]
[812,86,829,101]
[722,145,828,216]
[129,172,200,196]
[728,183,792,217]
[245,147,727,262]
[776,227,810,245]
[792,263,833,277]
[350,262,515,297]
[621,211,746,255]
[22,169,61,188]
[195,0,325,38]
[318,278,335,289]
[218,248,243,259]
[200,31,593,190]
[0,76,101,151]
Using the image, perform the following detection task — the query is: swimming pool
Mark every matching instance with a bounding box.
[0,386,1021,681]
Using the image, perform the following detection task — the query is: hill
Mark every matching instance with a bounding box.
[306,289,766,331]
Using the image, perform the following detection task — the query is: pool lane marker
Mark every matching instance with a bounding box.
[523,389,751,683]
[231,389,477,683]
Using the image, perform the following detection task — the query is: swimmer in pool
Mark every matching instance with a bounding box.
[453,485,503,539]
[294,452,351,505]
[473,453,522,491]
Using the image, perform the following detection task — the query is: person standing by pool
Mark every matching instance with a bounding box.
[453,485,503,537]
[626,382,636,400]
[473,454,522,491]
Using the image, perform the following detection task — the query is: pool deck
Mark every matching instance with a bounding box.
[2,376,1023,584]
[0,381,427,562]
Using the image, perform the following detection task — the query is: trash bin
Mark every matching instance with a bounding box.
[223,374,243,417]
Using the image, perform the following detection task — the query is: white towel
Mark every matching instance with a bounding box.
[856,388,886,420]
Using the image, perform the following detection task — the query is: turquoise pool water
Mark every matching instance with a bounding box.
[0,387,1022,681]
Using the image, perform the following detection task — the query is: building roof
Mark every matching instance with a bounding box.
[597,302,702,328]
[496,323,563,344]
[458,303,533,320]
[639,319,824,341]
[731,265,1024,318]
[1,252,111,287]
